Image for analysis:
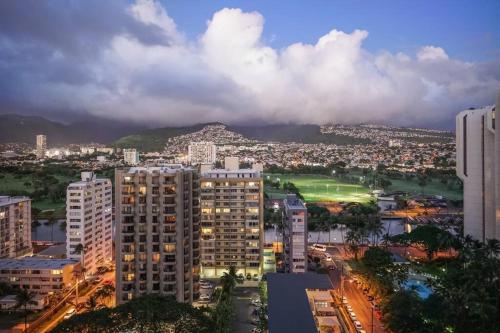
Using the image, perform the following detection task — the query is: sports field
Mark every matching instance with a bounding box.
[265,174,372,203]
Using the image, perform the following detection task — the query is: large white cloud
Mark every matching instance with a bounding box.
[1,0,499,128]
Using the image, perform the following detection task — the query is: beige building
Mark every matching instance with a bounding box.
[456,96,499,241]
[123,148,140,165]
[188,141,217,165]
[0,196,32,258]
[66,172,113,274]
[200,157,264,278]
[115,165,200,304]
[0,258,80,295]
[36,134,46,159]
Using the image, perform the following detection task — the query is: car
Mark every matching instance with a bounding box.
[199,294,211,303]
[367,295,374,301]
[312,244,327,252]
[324,253,333,261]
[252,274,260,281]
[349,310,356,319]
[246,273,252,280]
[251,328,263,333]
[346,305,353,311]
[63,308,76,320]
[358,330,367,333]
[93,277,103,284]
[354,321,363,331]
[200,281,213,289]
[342,297,348,304]
[251,297,261,307]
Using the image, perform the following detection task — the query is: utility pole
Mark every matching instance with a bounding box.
[371,304,374,333]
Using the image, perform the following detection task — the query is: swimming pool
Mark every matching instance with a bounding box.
[403,279,433,299]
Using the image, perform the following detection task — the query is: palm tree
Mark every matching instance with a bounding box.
[95,284,115,306]
[485,239,500,258]
[366,218,384,245]
[220,266,244,295]
[16,288,36,333]
[47,214,57,242]
[85,295,98,311]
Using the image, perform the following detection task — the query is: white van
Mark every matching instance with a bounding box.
[312,244,327,252]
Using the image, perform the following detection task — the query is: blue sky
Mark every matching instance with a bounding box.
[164,0,500,62]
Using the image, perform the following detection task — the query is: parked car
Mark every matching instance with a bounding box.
[252,274,260,281]
[63,308,76,320]
[199,294,211,303]
[349,311,357,320]
[367,295,374,301]
[246,273,252,280]
[346,305,353,311]
[311,244,327,252]
[354,321,363,332]
[324,253,333,261]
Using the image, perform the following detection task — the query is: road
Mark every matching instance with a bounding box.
[323,246,385,333]
[34,269,115,333]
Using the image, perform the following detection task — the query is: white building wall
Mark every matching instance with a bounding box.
[66,173,113,274]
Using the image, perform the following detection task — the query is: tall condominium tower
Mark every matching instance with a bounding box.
[188,142,217,165]
[456,95,499,241]
[200,157,263,278]
[123,149,140,165]
[36,134,47,159]
[115,166,200,304]
[0,196,32,258]
[283,194,307,273]
[66,172,113,274]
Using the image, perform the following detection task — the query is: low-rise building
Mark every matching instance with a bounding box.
[283,194,307,273]
[0,196,32,258]
[0,258,80,295]
[123,149,140,165]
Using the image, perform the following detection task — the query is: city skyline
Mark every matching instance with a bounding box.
[0,1,499,129]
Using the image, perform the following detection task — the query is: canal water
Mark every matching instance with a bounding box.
[31,219,66,242]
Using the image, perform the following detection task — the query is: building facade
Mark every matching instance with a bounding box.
[66,172,113,274]
[115,166,200,304]
[283,194,307,273]
[123,149,140,165]
[36,134,47,159]
[0,196,32,258]
[0,258,79,295]
[200,157,264,278]
[188,142,217,165]
[456,97,499,241]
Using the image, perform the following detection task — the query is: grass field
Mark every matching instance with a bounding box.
[265,174,372,203]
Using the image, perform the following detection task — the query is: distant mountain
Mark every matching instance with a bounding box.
[0,114,145,145]
[114,123,374,151]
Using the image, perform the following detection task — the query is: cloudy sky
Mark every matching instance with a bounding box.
[0,0,499,128]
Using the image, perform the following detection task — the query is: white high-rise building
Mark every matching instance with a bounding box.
[123,148,140,165]
[188,142,216,165]
[283,194,307,273]
[66,172,113,274]
[456,95,499,241]
[0,196,32,258]
[36,134,46,159]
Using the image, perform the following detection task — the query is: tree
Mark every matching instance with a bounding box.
[52,295,215,333]
[85,295,98,311]
[16,288,36,333]
[220,266,243,295]
[381,290,429,333]
[408,225,453,260]
[380,178,392,192]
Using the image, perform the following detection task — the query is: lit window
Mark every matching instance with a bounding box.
[51,269,63,275]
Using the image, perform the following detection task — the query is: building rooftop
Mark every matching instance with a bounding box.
[284,194,306,210]
[0,258,79,270]
[0,196,30,207]
[267,273,333,333]
[127,165,194,173]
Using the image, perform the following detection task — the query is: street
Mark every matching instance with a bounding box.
[231,287,260,333]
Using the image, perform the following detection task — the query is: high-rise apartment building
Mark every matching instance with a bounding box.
[283,194,307,273]
[115,165,200,304]
[36,134,47,159]
[200,157,263,278]
[456,96,499,241]
[66,172,113,274]
[123,149,140,165]
[0,196,32,258]
[188,142,217,165]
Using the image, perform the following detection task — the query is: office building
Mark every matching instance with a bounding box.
[0,258,80,295]
[123,148,140,165]
[283,194,307,273]
[200,157,263,278]
[0,196,32,258]
[115,165,200,304]
[456,96,499,241]
[36,134,47,159]
[66,172,113,274]
[188,142,217,165]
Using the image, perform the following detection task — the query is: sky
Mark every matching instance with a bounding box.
[0,0,499,129]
